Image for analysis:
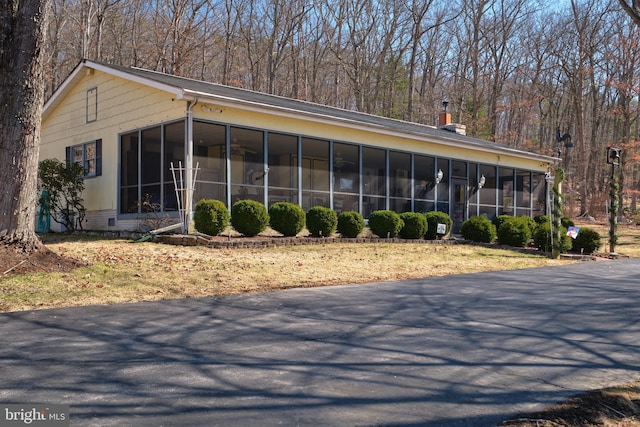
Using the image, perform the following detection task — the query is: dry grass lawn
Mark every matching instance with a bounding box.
[2,237,567,312]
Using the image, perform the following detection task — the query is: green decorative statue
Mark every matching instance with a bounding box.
[551,168,565,259]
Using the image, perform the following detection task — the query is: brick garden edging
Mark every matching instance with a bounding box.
[154,234,453,248]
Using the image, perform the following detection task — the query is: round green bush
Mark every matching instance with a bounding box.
[460,216,496,243]
[561,217,575,228]
[520,216,538,235]
[533,222,572,253]
[424,211,453,239]
[306,206,337,237]
[337,211,365,238]
[193,199,230,236]
[571,227,601,254]
[492,214,512,230]
[534,215,550,225]
[268,202,305,236]
[230,199,269,237]
[497,216,532,247]
[399,212,428,239]
[368,210,403,238]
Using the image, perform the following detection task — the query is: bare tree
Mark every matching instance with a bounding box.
[295,5,332,103]
[237,0,264,90]
[518,11,565,154]
[147,0,208,75]
[265,0,308,95]
[403,0,455,122]
[220,0,246,85]
[92,0,120,60]
[74,0,120,60]
[618,0,640,217]
[458,0,492,138]
[44,0,71,97]
[314,0,346,107]
[618,0,640,25]
[104,0,150,66]
[604,20,640,214]
[482,0,532,142]
[337,0,378,112]
[561,0,610,215]
[0,0,51,251]
[416,20,452,124]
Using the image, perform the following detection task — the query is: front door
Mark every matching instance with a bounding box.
[452,178,467,233]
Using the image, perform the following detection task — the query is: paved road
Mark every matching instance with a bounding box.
[1,259,640,426]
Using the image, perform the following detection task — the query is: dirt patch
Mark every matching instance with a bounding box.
[0,243,84,276]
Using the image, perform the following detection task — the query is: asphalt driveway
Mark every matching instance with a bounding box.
[1,259,640,426]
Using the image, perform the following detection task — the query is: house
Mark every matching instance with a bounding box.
[40,60,557,233]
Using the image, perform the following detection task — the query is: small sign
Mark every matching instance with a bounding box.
[567,226,580,239]
[436,223,447,235]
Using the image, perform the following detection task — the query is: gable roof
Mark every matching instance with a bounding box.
[44,59,556,164]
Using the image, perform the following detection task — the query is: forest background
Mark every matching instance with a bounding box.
[44,0,640,220]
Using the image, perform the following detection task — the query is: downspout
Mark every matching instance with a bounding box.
[185,98,197,233]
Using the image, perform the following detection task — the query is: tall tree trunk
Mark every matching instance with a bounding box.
[0,0,50,251]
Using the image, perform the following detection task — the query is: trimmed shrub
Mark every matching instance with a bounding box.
[571,227,601,254]
[306,206,338,237]
[424,211,453,239]
[460,216,496,243]
[368,210,404,238]
[533,222,572,253]
[561,217,575,228]
[230,199,269,237]
[337,211,365,238]
[519,215,538,235]
[399,212,428,239]
[268,202,306,236]
[193,199,230,236]
[497,216,532,247]
[492,214,512,230]
[533,222,551,252]
[534,215,550,225]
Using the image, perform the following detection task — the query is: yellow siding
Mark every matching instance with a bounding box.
[41,69,186,216]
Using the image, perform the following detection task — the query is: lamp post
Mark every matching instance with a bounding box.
[606,147,621,254]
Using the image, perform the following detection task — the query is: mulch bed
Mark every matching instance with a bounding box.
[0,244,84,276]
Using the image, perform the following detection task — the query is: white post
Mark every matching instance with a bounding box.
[185,101,195,233]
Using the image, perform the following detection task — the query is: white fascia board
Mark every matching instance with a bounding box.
[43,62,86,121]
[87,61,186,98]
[184,89,557,167]
[43,60,186,121]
